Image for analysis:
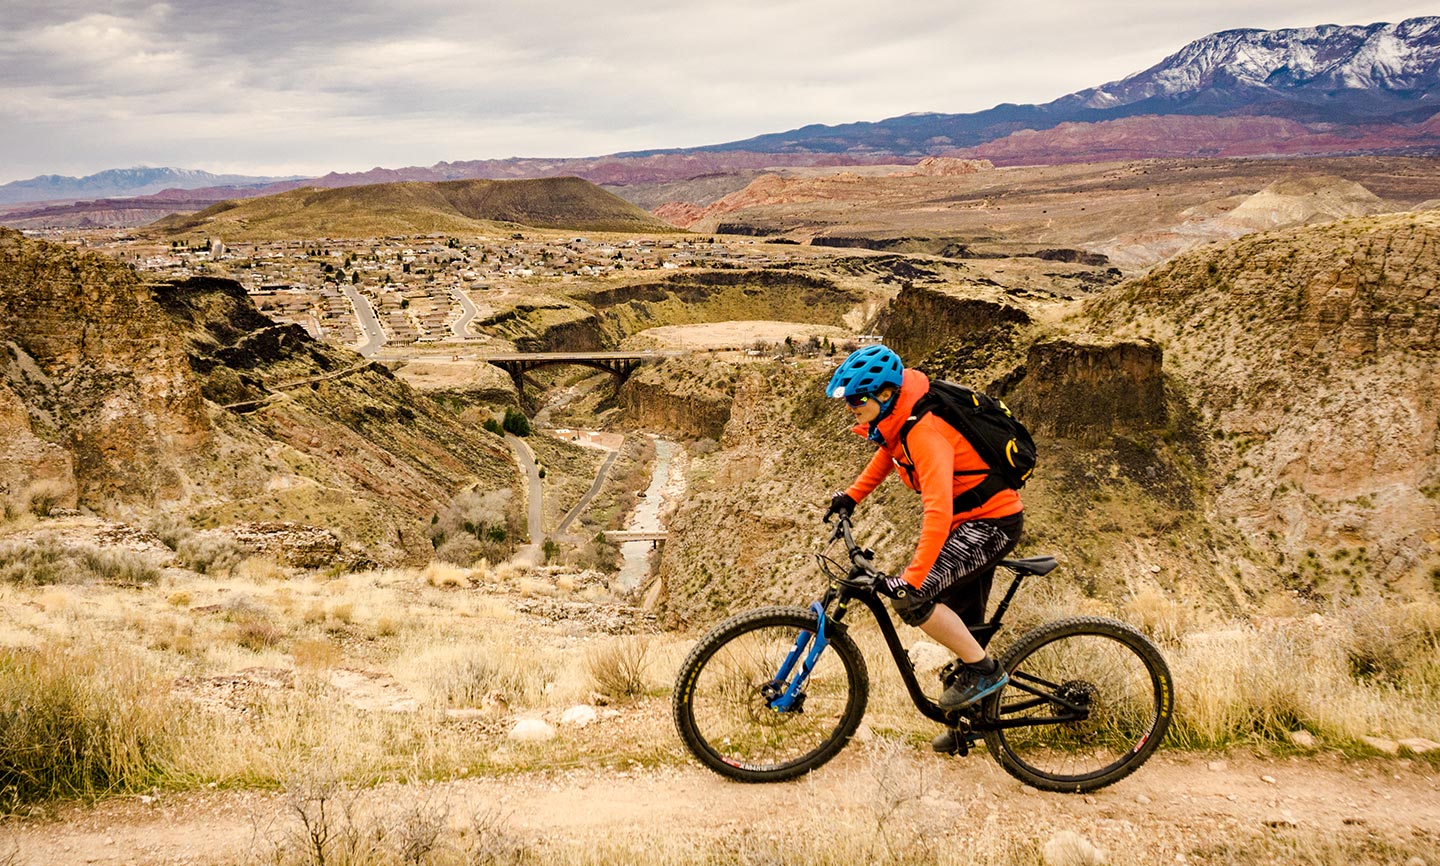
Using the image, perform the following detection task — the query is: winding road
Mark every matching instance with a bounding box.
[342,284,386,357]
[506,433,545,566]
[450,286,482,338]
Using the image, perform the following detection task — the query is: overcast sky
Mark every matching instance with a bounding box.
[1,1,1436,183]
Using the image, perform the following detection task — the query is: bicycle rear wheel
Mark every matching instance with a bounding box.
[673,606,868,783]
[982,616,1173,793]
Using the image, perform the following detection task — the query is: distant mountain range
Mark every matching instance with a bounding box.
[0,167,297,207]
[657,16,1440,156]
[3,16,1438,224]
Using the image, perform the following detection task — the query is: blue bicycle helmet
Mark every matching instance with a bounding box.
[827,344,904,400]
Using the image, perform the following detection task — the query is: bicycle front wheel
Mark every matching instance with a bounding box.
[672,606,868,783]
[982,616,1174,793]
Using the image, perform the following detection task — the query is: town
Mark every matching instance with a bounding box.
[52,229,821,354]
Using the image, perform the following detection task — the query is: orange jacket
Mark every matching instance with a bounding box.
[845,369,1022,589]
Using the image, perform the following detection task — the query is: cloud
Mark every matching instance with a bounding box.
[1,0,1437,182]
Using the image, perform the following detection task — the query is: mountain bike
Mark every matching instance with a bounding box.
[671,515,1174,793]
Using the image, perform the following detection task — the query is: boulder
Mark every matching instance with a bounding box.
[1399,737,1440,755]
[559,705,598,727]
[508,718,556,742]
[908,641,951,673]
[1043,831,1106,866]
[1359,736,1400,755]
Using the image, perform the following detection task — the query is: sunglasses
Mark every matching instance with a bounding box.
[844,393,875,408]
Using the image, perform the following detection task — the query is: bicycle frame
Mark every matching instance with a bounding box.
[768,516,1091,739]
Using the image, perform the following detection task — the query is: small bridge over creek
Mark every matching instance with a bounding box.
[481,351,679,399]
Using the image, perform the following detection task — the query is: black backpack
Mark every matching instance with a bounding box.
[895,380,1037,512]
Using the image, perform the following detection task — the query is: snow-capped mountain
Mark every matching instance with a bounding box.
[679,16,1440,156]
[1067,17,1440,117]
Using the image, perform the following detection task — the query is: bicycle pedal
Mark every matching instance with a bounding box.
[931,728,972,757]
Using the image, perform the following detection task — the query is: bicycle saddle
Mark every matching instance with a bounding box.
[1000,556,1058,576]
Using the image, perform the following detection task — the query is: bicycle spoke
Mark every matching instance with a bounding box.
[988,624,1168,788]
[673,605,864,778]
[686,622,857,771]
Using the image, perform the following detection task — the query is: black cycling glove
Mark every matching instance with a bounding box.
[824,491,856,522]
[874,573,915,600]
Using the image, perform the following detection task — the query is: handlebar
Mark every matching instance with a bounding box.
[823,513,880,588]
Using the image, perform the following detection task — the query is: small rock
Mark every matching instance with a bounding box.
[852,721,874,743]
[1399,738,1440,755]
[508,718,556,742]
[908,641,951,672]
[1150,565,1161,574]
[1043,830,1105,866]
[1135,794,1152,805]
[1359,736,1401,755]
[1261,775,1277,784]
[1404,857,1427,866]
[559,705,598,727]
[1207,760,1227,772]
[1288,730,1317,748]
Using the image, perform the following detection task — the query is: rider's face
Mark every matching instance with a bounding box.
[846,388,892,424]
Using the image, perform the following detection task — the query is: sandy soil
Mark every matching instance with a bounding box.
[619,320,852,351]
[3,751,1436,865]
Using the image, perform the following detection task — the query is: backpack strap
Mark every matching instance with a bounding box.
[897,411,1007,514]
[952,474,1008,513]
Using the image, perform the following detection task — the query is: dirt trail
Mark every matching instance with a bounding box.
[4,752,1437,865]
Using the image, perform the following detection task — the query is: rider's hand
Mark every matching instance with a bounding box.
[874,573,915,600]
[824,491,856,523]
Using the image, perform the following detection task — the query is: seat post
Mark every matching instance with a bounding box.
[986,571,1028,631]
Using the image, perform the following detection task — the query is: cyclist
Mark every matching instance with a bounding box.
[823,344,1023,752]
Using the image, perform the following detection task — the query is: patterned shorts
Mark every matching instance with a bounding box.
[892,512,1024,627]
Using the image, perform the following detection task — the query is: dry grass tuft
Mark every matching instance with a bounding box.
[1122,585,1193,645]
[584,636,652,701]
[420,644,538,709]
[0,539,160,587]
[421,560,474,589]
[0,643,180,812]
[293,638,343,673]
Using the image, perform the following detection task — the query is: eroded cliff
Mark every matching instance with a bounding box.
[0,230,522,564]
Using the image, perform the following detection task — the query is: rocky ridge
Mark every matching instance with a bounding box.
[0,229,521,564]
[1086,210,1440,596]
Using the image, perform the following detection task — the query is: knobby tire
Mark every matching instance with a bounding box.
[981,616,1174,793]
[672,606,869,783]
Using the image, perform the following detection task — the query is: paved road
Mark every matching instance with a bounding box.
[506,433,545,566]
[342,284,387,357]
[450,286,482,338]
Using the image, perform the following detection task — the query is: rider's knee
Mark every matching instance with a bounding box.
[893,597,936,627]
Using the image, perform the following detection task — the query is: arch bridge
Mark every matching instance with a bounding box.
[482,351,673,398]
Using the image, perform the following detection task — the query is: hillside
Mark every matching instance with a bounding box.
[150,177,678,240]
[662,157,1440,269]
[0,228,521,564]
[1085,211,1440,600]
[650,211,1439,625]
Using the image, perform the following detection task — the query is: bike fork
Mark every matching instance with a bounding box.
[765,602,830,712]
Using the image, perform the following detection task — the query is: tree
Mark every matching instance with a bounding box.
[502,408,531,437]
